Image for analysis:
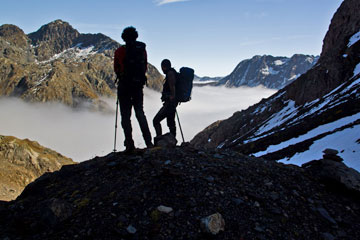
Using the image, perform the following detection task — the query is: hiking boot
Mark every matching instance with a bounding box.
[124,145,135,154]
[146,142,154,148]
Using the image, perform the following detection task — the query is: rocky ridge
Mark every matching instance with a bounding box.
[191,0,360,168]
[218,54,318,89]
[0,20,164,111]
[0,146,359,239]
[0,135,74,201]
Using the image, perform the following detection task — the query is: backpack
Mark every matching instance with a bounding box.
[176,67,194,102]
[124,41,147,85]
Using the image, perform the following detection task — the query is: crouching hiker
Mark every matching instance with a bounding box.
[153,59,178,140]
[114,27,153,152]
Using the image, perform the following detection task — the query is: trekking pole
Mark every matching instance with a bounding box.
[176,110,185,143]
[113,97,119,152]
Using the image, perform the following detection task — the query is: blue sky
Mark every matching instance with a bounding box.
[1,0,343,76]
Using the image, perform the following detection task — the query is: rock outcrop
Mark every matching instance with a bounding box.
[303,149,360,194]
[0,20,164,111]
[0,135,74,201]
[0,146,359,239]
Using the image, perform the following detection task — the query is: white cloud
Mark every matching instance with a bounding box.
[0,86,276,162]
[154,0,190,6]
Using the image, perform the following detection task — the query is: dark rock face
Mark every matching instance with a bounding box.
[218,54,318,89]
[191,0,360,163]
[0,20,164,110]
[287,0,360,105]
[0,146,359,239]
[28,20,80,61]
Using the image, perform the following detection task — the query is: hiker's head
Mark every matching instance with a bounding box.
[161,59,172,74]
[121,27,138,43]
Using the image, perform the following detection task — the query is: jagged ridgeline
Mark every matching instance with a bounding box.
[218,54,319,89]
[0,20,164,111]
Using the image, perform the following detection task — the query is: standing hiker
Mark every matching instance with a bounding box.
[153,59,179,139]
[114,26,153,152]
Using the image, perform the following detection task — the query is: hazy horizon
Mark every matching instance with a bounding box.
[0,86,277,161]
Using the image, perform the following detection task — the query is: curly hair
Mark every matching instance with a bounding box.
[121,27,138,43]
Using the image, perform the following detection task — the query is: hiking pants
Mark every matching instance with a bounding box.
[117,84,152,148]
[153,101,177,137]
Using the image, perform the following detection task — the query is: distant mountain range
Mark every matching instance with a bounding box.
[0,20,163,111]
[191,0,360,170]
[195,54,318,89]
[0,19,321,111]
[219,54,319,89]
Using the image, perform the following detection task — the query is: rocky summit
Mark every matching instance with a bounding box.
[0,135,74,201]
[0,20,164,111]
[0,145,359,239]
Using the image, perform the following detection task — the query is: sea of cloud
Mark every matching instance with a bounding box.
[0,85,276,162]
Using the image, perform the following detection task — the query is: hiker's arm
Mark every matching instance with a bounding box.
[114,47,126,79]
[144,50,148,74]
[168,71,176,101]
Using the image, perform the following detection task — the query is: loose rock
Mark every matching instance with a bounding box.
[200,213,225,235]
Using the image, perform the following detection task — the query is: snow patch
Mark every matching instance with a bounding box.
[38,45,96,64]
[289,74,300,81]
[254,105,267,114]
[254,112,360,157]
[348,30,360,48]
[274,60,284,66]
[278,123,360,171]
[305,57,314,64]
[256,100,297,135]
[354,63,360,77]
[260,66,279,76]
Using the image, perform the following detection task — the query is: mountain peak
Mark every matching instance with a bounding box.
[28,19,79,43]
[0,24,29,48]
[0,24,25,37]
[51,19,68,25]
[27,20,80,60]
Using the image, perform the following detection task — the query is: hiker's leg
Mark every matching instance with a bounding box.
[118,87,134,148]
[132,87,152,147]
[153,104,168,137]
[166,103,177,137]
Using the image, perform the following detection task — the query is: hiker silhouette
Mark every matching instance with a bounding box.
[153,59,179,140]
[114,27,153,152]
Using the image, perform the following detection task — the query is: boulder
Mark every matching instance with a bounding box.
[303,157,360,193]
[154,133,177,148]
